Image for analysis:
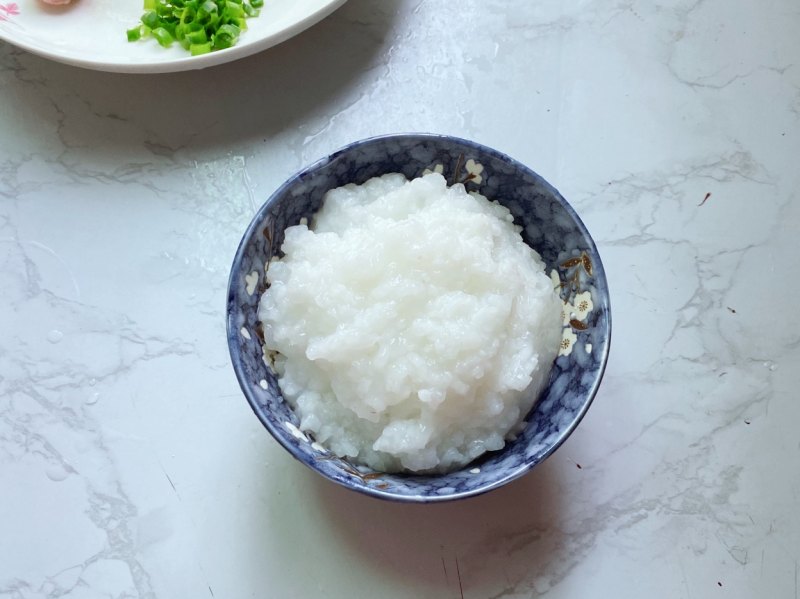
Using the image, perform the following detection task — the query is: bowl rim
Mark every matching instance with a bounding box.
[226,132,612,502]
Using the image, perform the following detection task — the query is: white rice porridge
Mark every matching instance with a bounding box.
[258,172,561,473]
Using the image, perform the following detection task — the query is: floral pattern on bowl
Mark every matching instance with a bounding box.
[227,133,611,503]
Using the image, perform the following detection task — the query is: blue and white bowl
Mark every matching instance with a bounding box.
[227,133,611,502]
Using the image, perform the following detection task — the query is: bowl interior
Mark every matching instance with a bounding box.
[227,133,611,502]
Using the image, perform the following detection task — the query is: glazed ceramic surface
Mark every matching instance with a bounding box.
[0,0,346,72]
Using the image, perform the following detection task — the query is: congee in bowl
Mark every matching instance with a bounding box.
[259,172,562,474]
[227,133,611,502]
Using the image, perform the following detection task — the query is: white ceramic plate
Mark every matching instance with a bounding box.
[0,0,346,73]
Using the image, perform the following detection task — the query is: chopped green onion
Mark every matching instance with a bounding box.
[186,29,208,44]
[151,26,174,47]
[225,1,244,19]
[212,22,238,49]
[190,42,213,55]
[141,10,159,29]
[127,0,263,54]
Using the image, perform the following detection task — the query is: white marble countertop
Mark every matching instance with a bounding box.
[2,1,799,597]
